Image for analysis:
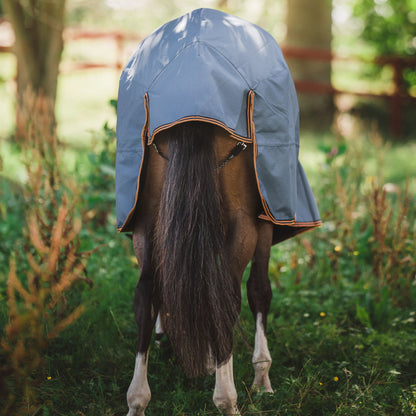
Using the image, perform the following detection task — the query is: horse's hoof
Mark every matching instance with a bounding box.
[126,409,145,416]
[251,383,274,394]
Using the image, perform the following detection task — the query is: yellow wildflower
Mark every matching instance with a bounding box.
[320,312,326,317]
[334,376,339,382]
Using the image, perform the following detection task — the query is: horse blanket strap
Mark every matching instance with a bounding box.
[215,141,247,171]
[152,142,168,161]
[152,141,247,171]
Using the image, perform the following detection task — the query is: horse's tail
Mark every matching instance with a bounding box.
[154,122,240,378]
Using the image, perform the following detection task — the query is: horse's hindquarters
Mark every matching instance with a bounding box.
[129,122,272,415]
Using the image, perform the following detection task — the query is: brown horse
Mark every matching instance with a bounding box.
[126,121,274,415]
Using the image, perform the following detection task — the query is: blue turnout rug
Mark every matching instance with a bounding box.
[116,8,321,244]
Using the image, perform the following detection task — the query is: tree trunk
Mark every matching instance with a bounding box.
[2,0,66,139]
[285,0,333,128]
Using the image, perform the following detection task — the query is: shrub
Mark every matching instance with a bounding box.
[0,94,92,414]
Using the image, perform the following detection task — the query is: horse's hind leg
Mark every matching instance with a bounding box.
[214,355,240,415]
[127,232,158,416]
[247,222,274,393]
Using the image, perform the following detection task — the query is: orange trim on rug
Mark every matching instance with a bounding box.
[258,213,321,227]
[249,90,286,226]
[249,89,321,229]
[118,94,150,232]
[142,92,150,142]
[148,115,253,145]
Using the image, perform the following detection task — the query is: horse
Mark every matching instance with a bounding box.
[126,121,274,416]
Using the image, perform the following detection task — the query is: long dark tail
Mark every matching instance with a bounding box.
[154,122,240,377]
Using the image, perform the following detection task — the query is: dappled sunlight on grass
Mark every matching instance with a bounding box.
[0,53,16,139]
[56,69,118,146]
[298,128,416,196]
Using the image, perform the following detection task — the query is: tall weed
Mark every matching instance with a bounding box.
[0,94,91,415]
[298,130,415,322]
[368,179,415,305]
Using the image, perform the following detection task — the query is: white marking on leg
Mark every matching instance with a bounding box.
[252,313,273,393]
[206,346,216,375]
[127,352,151,416]
[155,313,164,347]
[213,355,240,415]
[155,313,163,335]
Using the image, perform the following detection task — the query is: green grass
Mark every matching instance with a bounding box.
[7,238,415,415]
[1,121,416,415]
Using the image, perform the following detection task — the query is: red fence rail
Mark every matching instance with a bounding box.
[62,28,141,72]
[1,27,415,137]
[281,46,416,137]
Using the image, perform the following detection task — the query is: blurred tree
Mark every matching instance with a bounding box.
[284,0,334,128]
[1,0,66,138]
[351,0,416,91]
[352,0,416,57]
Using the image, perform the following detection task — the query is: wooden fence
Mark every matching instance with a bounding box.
[1,27,415,136]
[281,46,416,137]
